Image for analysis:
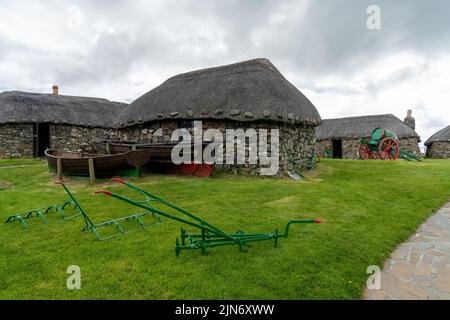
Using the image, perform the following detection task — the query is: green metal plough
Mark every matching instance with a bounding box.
[95,178,322,255]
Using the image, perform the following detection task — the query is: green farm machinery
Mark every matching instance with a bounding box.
[5,181,162,241]
[5,179,322,255]
[282,143,317,180]
[359,128,422,161]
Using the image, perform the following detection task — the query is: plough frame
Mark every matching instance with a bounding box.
[96,178,322,255]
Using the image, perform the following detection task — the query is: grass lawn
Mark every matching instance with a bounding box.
[0,158,449,299]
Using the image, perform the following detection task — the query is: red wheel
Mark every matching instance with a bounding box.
[359,144,372,160]
[378,138,399,160]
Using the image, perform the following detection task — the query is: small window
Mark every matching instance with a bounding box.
[178,120,194,129]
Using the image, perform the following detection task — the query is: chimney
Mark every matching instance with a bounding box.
[52,85,59,95]
[404,109,416,130]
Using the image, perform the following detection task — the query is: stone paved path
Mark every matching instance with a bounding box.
[365,201,450,300]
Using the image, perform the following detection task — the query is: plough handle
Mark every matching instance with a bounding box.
[283,219,322,238]
[111,178,126,185]
[54,181,95,228]
[95,190,112,196]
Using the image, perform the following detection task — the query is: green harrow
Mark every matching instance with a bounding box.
[5,179,322,255]
[5,198,81,230]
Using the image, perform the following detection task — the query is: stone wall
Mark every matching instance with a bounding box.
[316,139,332,158]
[50,124,118,153]
[119,119,317,175]
[1,121,318,175]
[426,142,450,159]
[316,137,421,159]
[0,124,34,157]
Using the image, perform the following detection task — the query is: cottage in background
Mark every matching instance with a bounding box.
[0,87,125,157]
[425,125,450,159]
[315,112,421,159]
[116,58,322,174]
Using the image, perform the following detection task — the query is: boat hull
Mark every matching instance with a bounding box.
[45,150,151,177]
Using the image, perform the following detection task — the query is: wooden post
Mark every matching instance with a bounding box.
[88,158,96,184]
[106,143,110,154]
[132,145,137,151]
[56,158,63,181]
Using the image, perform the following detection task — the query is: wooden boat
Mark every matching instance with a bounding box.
[92,140,210,162]
[45,149,151,178]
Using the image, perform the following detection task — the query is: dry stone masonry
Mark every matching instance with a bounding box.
[119,119,316,175]
[0,124,34,158]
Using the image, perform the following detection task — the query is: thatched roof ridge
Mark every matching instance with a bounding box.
[315,114,420,140]
[425,125,450,146]
[118,58,321,127]
[0,91,126,128]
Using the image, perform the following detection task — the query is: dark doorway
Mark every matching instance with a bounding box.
[34,123,50,157]
[332,139,343,159]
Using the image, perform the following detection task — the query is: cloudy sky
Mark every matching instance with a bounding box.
[1,0,449,147]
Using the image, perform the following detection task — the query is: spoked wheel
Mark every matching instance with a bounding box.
[378,138,399,160]
[359,144,373,160]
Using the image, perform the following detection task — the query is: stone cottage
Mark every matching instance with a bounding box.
[315,112,421,159]
[0,88,125,157]
[116,58,322,174]
[425,125,450,159]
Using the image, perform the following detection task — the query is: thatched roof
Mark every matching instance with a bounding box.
[425,125,450,146]
[315,114,420,140]
[117,58,321,127]
[0,91,126,128]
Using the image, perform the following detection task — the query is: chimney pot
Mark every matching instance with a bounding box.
[52,85,59,95]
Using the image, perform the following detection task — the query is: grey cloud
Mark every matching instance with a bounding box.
[0,0,449,137]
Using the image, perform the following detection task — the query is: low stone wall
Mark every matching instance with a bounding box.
[0,124,34,157]
[119,119,317,175]
[50,124,118,153]
[316,137,421,159]
[426,142,450,159]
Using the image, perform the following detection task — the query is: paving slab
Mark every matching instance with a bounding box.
[365,201,450,300]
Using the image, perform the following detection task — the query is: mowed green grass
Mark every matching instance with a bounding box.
[0,158,449,300]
